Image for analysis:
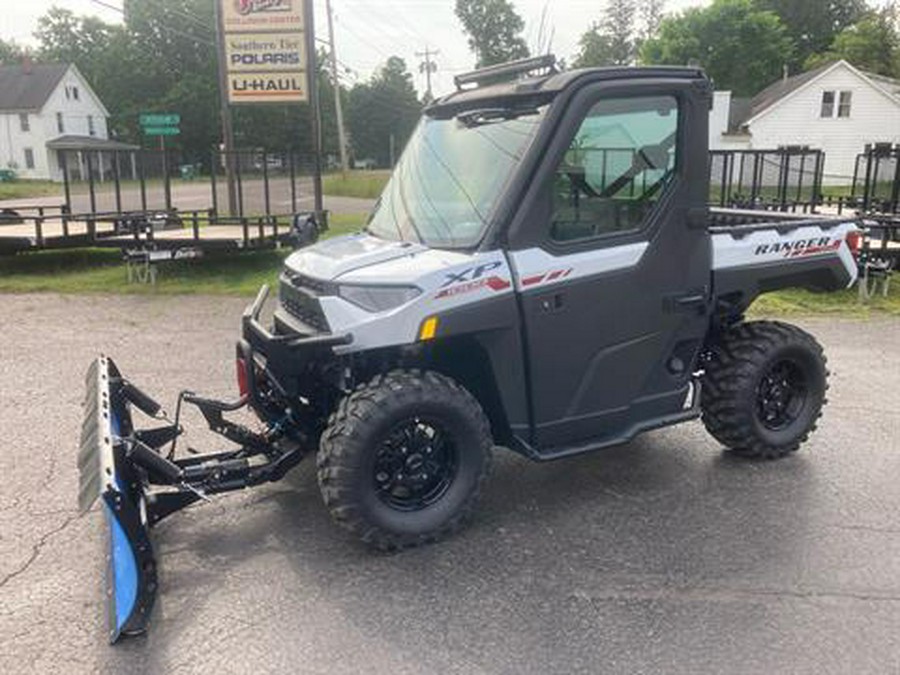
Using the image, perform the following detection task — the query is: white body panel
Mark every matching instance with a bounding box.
[286,233,512,353]
[712,221,858,288]
[283,217,858,354]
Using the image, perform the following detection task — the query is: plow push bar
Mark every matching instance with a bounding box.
[77,356,307,643]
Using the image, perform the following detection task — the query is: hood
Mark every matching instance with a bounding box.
[284,233,429,281]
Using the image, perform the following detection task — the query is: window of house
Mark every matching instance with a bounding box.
[56,112,64,133]
[820,91,835,117]
[64,86,70,100]
[19,113,29,132]
[838,90,852,117]
[549,95,680,243]
[72,86,80,101]
[88,115,95,136]
[24,148,35,170]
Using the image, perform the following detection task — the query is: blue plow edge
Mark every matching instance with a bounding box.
[79,356,158,643]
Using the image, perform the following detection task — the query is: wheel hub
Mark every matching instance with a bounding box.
[373,418,457,511]
[756,359,808,431]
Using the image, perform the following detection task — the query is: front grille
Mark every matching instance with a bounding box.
[280,294,329,332]
[279,272,330,333]
[282,268,337,296]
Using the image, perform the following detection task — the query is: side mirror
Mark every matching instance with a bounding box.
[289,212,320,249]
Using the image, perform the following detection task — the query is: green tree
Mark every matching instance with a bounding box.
[639,0,666,42]
[455,0,530,67]
[574,0,639,68]
[121,0,219,160]
[0,38,23,64]
[640,0,794,96]
[806,7,900,77]
[756,0,867,69]
[347,57,422,167]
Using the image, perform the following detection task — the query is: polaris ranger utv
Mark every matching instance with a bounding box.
[78,57,859,641]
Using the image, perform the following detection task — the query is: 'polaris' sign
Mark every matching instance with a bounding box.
[225,33,305,72]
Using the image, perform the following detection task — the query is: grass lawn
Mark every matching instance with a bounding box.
[0,180,65,201]
[322,170,390,199]
[749,285,899,317]
[0,213,366,296]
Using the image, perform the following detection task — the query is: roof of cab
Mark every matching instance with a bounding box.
[427,65,708,116]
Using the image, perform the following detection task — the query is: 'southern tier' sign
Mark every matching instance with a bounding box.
[225,32,305,72]
[220,0,308,104]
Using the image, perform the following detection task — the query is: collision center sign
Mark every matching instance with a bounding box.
[220,0,307,104]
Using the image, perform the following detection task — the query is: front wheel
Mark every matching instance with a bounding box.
[701,321,828,459]
[317,369,492,550]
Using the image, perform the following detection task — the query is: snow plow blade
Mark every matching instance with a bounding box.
[78,357,157,643]
[76,349,309,643]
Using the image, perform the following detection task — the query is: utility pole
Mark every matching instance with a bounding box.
[213,0,238,216]
[326,0,349,175]
[416,46,439,101]
[304,0,324,214]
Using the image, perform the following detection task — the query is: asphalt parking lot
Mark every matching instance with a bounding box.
[0,293,898,674]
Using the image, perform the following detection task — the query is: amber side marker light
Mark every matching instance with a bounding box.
[419,316,439,341]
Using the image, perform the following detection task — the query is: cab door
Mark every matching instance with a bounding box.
[507,80,712,450]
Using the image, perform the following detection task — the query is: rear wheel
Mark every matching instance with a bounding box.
[317,369,492,550]
[701,321,828,459]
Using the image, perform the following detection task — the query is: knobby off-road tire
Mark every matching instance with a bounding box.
[317,369,493,550]
[701,321,828,460]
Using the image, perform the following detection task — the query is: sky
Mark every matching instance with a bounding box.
[0,0,891,97]
[0,0,714,97]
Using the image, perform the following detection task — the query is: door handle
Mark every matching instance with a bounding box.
[537,292,565,313]
[676,294,706,307]
[664,291,708,314]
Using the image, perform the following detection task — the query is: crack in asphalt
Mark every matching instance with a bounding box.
[0,497,21,513]
[830,523,900,535]
[571,584,900,606]
[0,513,80,591]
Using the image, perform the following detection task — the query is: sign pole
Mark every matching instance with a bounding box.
[305,0,324,215]
[214,0,238,216]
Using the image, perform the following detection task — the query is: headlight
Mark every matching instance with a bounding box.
[337,285,421,313]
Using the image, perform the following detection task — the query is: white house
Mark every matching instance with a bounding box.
[709,60,900,184]
[0,61,135,182]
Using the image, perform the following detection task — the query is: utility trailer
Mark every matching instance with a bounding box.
[77,57,860,642]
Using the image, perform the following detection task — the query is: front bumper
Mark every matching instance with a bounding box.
[239,284,352,401]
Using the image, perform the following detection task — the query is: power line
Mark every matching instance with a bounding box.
[87,0,215,48]
[141,0,212,34]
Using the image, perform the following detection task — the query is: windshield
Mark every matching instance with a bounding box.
[366,105,548,248]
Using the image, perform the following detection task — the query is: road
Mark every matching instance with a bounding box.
[0,294,898,674]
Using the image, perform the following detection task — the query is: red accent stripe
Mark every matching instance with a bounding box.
[522,274,545,287]
[485,276,512,291]
[546,270,563,281]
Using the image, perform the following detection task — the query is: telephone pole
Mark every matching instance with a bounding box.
[416,47,439,101]
[325,0,349,174]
